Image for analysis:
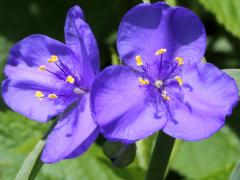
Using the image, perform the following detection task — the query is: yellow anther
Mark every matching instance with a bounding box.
[135,55,143,66]
[155,48,167,56]
[162,91,170,101]
[175,57,184,65]
[35,91,44,99]
[48,94,58,99]
[66,75,75,84]
[138,77,150,85]
[48,55,59,63]
[38,66,46,71]
[175,76,183,86]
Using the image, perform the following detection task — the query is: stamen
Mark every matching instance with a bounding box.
[135,55,143,66]
[162,90,170,101]
[35,91,44,99]
[48,94,58,99]
[155,48,167,56]
[39,66,46,71]
[48,55,59,63]
[66,75,75,84]
[138,77,150,85]
[175,57,184,65]
[155,80,163,88]
[175,76,183,86]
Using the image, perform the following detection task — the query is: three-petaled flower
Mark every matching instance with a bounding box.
[2,6,100,163]
[91,2,238,143]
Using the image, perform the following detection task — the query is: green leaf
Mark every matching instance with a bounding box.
[165,0,176,6]
[230,160,240,180]
[170,126,240,180]
[15,140,45,180]
[110,47,120,65]
[223,69,240,96]
[0,111,145,180]
[198,0,240,39]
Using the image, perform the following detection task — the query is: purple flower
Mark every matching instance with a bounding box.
[1,6,100,163]
[91,2,238,143]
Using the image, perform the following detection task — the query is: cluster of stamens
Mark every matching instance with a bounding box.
[35,55,82,100]
[136,48,184,101]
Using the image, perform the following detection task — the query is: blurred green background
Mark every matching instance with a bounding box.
[0,0,240,179]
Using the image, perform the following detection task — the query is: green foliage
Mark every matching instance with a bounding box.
[0,111,146,180]
[198,0,240,39]
[16,140,45,180]
[170,127,240,180]
[230,160,240,180]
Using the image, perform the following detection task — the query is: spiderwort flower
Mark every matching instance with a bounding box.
[91,2,238,143]
[1,6,100,163]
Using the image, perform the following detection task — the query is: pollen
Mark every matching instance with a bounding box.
[66,75,75,84]
[48,55,59,63]
[35,91,44,99]
[175,57,184,65]
[138,77,150,85]
[38,65,46,71]
[155,80,163,88]
[155,48,167,56]
[175,76,183,86]
[48,94,58,99]
[162,90,170,101]
[135,55,143,66]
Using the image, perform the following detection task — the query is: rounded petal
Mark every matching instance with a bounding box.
[65,5,100,77]
[8,35,78,74]
[2,35,82,122]
[91,65,167,143]
[41,94,99,163]
[117,2,206,69]
[163,63,238,141]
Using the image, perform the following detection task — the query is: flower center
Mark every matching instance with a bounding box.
[154,80,163,88]
[135,48,184,101]
[35,55,85,100]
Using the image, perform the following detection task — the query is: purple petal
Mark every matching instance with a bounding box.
[1,35,84,122]
[117,2,206,69]
[41,93,99,163]
[91,65,167,143]
[65,5,100,78]
[163,63,238,141]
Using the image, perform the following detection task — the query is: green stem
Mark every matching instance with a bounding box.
[145,132,175,180]
[143,0,150,3]
[15,119,57,180]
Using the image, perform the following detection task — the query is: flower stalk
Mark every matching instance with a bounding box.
[145,132,175,180]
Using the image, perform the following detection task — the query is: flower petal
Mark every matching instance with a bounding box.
[117,2,206,69]
[41,94,99,163]
[1,35,83,122]
[91,65,167,143]
[65,5,100,77]
[163,63,238,141]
